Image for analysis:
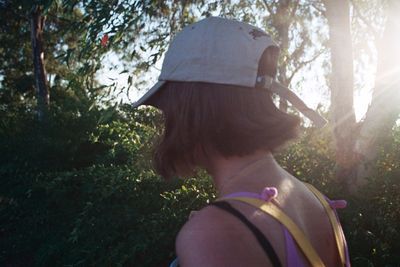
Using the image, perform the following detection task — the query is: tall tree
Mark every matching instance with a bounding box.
[354,0,400,187]
[30,4,48,120]
[322,0,358,190]
[323,0,400,192]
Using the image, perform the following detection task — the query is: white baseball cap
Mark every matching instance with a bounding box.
[133,16,327,128]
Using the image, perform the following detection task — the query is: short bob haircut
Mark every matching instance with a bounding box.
[150,47,300,179]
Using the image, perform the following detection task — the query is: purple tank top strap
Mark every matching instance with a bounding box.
[283,226,306,267]
[223,187,305,267]
[223,191,262,199]
[223,187,278,202]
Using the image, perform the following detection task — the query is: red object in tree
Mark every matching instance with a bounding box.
[101,34,109,47]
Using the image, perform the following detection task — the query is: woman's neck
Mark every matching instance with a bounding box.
[208,150,285,197]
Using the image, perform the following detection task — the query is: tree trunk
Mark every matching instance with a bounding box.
[355,0,400,186]
[323,0,357,191]
[274,0,290,112]
[30,5,49,121]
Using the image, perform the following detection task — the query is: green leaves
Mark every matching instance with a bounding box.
[1,104,400,266]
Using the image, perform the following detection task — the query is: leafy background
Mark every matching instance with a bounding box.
[1,0,399,266]
[1,106,399,266]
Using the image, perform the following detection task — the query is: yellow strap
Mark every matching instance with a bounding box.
[304,183,346,266]
[218,196,326,267]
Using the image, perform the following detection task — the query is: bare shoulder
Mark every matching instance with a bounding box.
[176,205,227,244]
[175,205,235,267]
[175,203,275,267]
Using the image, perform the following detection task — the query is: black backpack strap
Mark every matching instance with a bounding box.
[209,201,282,267]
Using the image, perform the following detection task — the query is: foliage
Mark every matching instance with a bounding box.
[88,105,162,169]
[1,105,400,266]
[340,129,400,266]
[0,89,104,172]
[0,164,215,266]
[0,105,214,266]
[276,127,336,192]
[1,0,399,266]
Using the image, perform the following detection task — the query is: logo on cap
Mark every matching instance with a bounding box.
[249,29,267,40]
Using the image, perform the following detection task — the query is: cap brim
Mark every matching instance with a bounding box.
[132,81,166,108]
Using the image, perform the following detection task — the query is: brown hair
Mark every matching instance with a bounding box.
[151,47,300,179]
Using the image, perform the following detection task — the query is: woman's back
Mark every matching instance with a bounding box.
[175,156,344,266]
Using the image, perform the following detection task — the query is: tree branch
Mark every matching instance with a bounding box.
[262,0,274,15]
[287,48,326,84]
[311,0,325,16]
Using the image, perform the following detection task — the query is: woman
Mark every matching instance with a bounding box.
[133,17,350,267]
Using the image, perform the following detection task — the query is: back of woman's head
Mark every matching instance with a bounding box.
[152,48,300,179]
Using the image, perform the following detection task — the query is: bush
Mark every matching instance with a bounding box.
[1,104,400,266]
[0,165,215,267]
[339,128,400,267]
